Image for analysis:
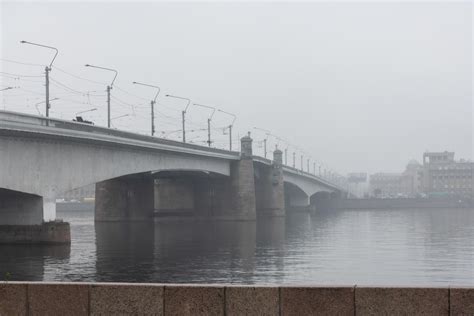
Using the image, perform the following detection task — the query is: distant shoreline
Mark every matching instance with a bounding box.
[324,197,473,210]
[56,197,473,213]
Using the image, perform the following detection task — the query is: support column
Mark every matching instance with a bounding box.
[269,148,285,216]
[255,148,285,217]
[154,178,195,218]
[220,133,256,221]
[95,174,154,222]
[0,189,70,244]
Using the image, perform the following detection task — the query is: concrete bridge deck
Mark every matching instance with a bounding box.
[0,110,348,243]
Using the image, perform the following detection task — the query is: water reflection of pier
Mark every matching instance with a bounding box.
[94,217,288,284]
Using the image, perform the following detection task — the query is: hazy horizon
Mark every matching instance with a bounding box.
[1,1,472,175]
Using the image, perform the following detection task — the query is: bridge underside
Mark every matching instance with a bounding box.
[95,158,257,222]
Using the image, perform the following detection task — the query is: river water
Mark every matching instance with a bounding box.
[1,208,473,285]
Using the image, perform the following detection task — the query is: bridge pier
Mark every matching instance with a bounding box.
[154,178,195,217]
[224,134,256,220]
[153,135,257,221]
[0,189,70,244]
[95,174,154,222]
[255,148,285,217]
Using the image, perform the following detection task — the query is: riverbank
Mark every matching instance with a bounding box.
[0,282,472,315]
[56,198,474,214]
[324,197,473,210]
[57,201,94,212]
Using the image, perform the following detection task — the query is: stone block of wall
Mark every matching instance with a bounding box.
[355,287,449,315]
[450,287,474,315]
[28,283,89,315]
[154,178,194,212]
[90,283,163,315]
[280,286,354,315]
[0,222,70,244]
[225,286,279,316]
[164,285,224,316]
[95,175,154,221]
[0,283,27,315]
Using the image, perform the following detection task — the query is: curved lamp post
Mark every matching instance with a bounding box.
[133,81,160,136]
[217,109,236,151]
[165,94,191,143]
[20,41,58,118]
[34,97,59,116]
[85,64,118,128]
[75,108,97,116]
[193,103,216,147]
[253,127,271,158]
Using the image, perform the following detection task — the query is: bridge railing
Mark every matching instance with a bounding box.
[252,155,347,192]
[0,110,241,158]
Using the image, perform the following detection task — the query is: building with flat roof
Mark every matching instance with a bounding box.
[422,151,473,198]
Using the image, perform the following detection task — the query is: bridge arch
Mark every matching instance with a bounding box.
[0,133,232,200]
[284,181,309,211]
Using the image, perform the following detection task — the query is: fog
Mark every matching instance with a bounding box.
[1,1,472,174]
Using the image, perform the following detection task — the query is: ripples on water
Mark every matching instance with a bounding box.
[1,208,473,285]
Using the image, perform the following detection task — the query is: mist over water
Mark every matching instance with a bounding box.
[1,208,473,285]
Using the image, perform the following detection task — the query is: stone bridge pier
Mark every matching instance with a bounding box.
[95,173,155,221]
[96,134,257,222]
[254,148,285,217]
[0,189,71,244]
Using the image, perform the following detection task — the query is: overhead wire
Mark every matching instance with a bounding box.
[0,58,45,67]
[0,71,43,78]
[53,66,107,85]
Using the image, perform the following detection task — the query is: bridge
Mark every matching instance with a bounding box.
[0,110,347,243]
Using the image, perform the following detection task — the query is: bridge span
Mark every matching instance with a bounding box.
[0,110,347,243]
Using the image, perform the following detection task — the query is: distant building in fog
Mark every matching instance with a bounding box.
[422,151,473,198]
[347,173,369,198]
[60,184,95,201]
[370,160,422,197]
[370,151,473,198]
[401,159,423,196]
[370,173,402,197]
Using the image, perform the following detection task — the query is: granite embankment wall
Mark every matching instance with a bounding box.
[325,198,473,210]
[0,282,473,315]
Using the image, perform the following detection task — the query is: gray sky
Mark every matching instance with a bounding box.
[1,1,472,175]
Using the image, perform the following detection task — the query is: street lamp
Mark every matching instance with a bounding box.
[165,94,191,143]
[34,98,59,116]
[133,81,160,136]
[1,87,15,110]
[20,41,58,118]
[217,109,236,151]
[253,127,271,158]
[110,113,129,128]
[75,108,97,116]
[85,64,118,128]
[193,103,216,147]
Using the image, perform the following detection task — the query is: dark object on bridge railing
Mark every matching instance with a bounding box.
[73,116,94,125]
